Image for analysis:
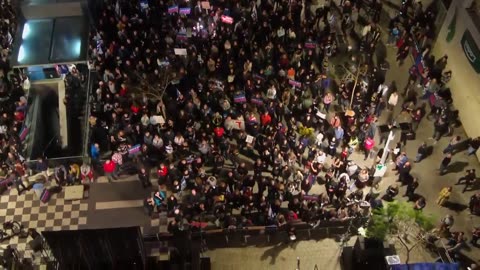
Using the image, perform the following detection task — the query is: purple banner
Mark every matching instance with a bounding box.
[253,74,265,81]
[176,34,188,41]
[305,42,317,49]
[168,6,179,14]
[179,7,191,14]
[288,80,302,88]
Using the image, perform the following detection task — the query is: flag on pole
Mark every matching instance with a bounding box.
[19,126,29,141]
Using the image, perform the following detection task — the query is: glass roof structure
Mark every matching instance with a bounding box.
[11,16,88,67]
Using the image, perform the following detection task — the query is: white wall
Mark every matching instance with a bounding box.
[433,0,480,141]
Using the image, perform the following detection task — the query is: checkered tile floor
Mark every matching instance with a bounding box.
[0,188,88,258]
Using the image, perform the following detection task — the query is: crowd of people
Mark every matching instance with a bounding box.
[0,1,33,195]
[85,0,466,235]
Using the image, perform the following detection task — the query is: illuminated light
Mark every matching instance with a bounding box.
[22,23,30,40]
[18,45,26,63]
[74,39,81,57]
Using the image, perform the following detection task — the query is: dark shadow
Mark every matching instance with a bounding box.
[406,193,422,202]
[454,139,471,153]
[381,194,395,202]
[466,181,480,192]
[316,176,326,185]
[446,161,469,174]
[425,145,434,158]
[443,201,468,213]
[375,42,387,67]
[260,242,290,265]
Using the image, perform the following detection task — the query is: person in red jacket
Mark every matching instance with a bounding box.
[213,126,224,139]
[261,111,272,126]
[157,163,168,185]
[104,160,117,182]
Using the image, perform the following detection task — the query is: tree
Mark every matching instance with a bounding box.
[367,201,436,264]
[129,65,179,102]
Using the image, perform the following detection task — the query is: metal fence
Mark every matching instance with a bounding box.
[144,218,369,250]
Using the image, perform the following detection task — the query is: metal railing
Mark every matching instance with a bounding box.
[82,70,96,159]
[21,85,40,159]
[144,217,369,249]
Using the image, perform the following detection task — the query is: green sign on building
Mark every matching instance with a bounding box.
[461,30,480,74]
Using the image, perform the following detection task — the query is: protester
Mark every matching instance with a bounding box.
[437,186,452,207]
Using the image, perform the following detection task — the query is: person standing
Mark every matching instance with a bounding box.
[398,161,412,185]
[80,162,94,183]
[410,107,424,131]
[470,227,480,247]
[457,169,476,193]
[364,136,375,161]
[439,153,452,175]
[436,186,452,206]
[415,142,428,163]
[103,160,117,182]
[466,137,480,156]
[470,193,480,215]
[111,151,123,178]
[404,177,419,201]
[387,90,399,111]
[90,143,101,172]
[10,172,27,195]
[323,92,334,113]
[138,167,151,188]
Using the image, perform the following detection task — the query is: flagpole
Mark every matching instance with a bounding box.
[347,59,363,112]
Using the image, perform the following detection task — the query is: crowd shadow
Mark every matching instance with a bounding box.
[375,42,387,67]
[446,161,469,174]
[443,201,468,213]
[260,240,299,265]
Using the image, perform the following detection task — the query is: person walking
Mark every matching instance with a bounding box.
[457,169,476,193]
[436,186,452,207]
[439,153,452,175]
[387,90,399,111]
[415,142,428,163]
[10,172,27,195]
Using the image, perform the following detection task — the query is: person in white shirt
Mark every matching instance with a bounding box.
[388,90,399,111]
[316,132,324,147]
[316,151,327,164]
[347,162,358,176]
[22,75,30,92]
[377,83,389,97]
